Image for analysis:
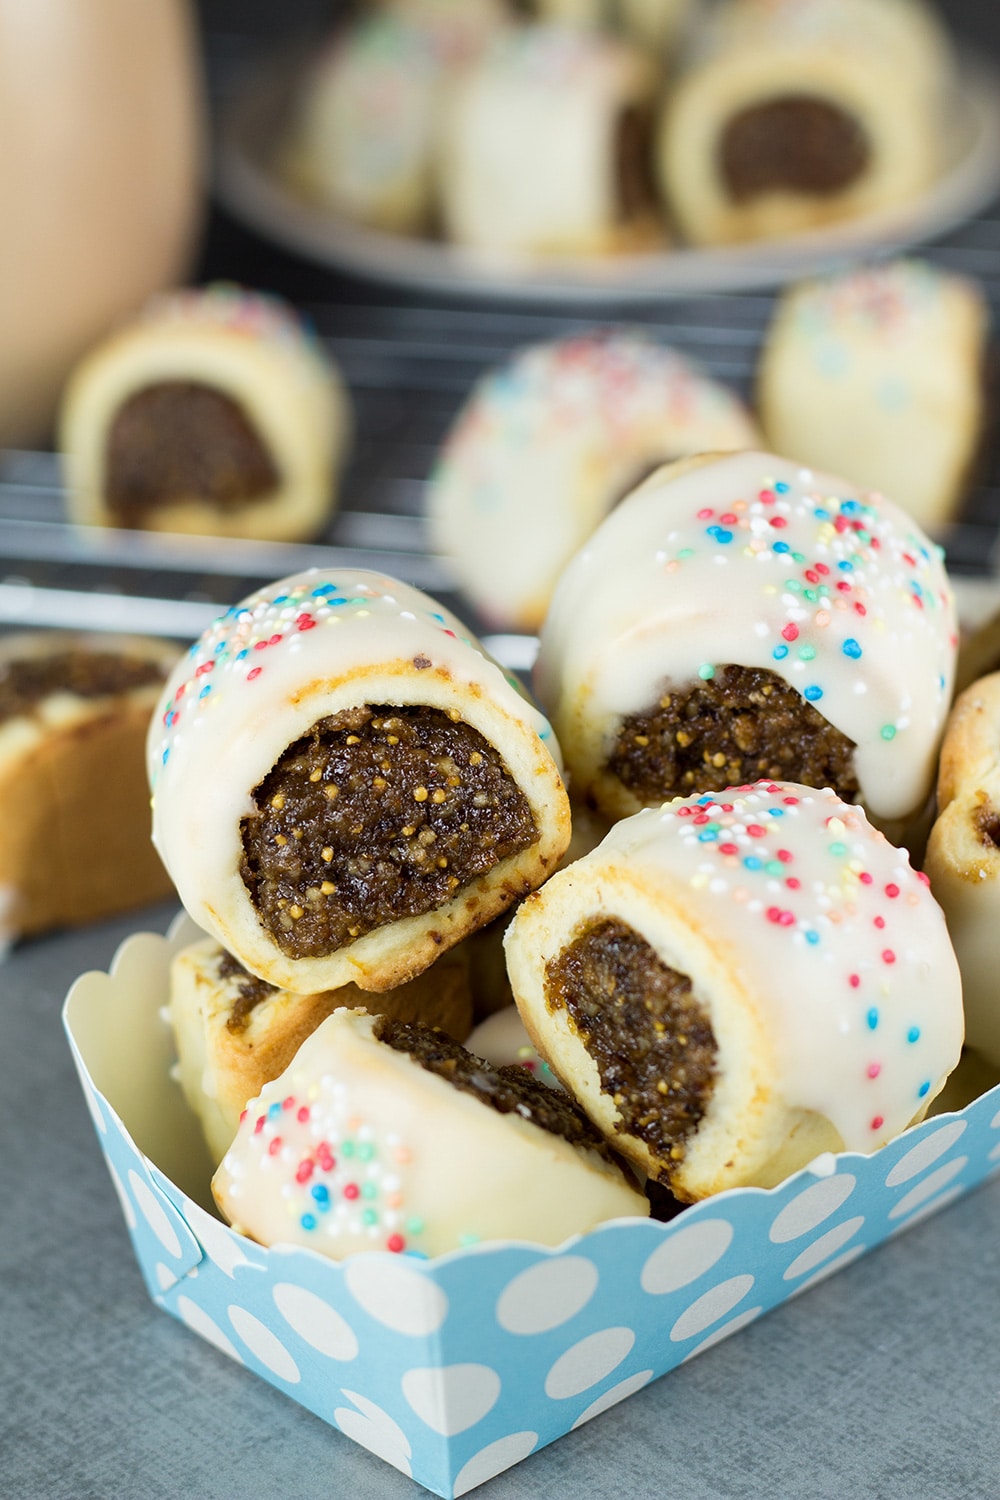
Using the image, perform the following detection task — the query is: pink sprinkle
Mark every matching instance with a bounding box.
[885,883,900,898]
[781,623,799,642]
[766,906,782,923]
[295,1161,314,1184]
[719,842,739,856]
[195,661,214,676]
[786,877,801,890]
[783,796,799,805]
[758,488,775,504]
[254,639,269,651]
[770,516,788,529]
[916,870,931,887]
[836,580,852,593]
[296,614,316,631]
[677,806,693,817]
[247,666,262,681]
[855,603,867,616]
[297,1106,310,1123]
[239,1109,247,1125]
[859,872,873,885]
[720,512,738,525]
[805,570,820,584]
[849,974,860,988]
[871,1115,885,1132]
[747,824,766,838]
[254,1115,265,1135]
[882,949,896,965]
[693,813,710,825]
[777,848,793,863]
[268,1137,282,1157]
[867,1062,882,1079]
[269,633,282,645]
[283,1096,295,1111]
[814,563,830,576]
[386,1234,406,1253]
[697,507,714,520]
[343,1183,360,1201]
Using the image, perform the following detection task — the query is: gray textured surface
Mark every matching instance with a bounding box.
[3,902,1000,1499]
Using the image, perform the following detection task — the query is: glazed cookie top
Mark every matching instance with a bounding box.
[429,330,759,627]
[149,567,557,796]
[465,20,651,93]
[537,451,957,822]
[135,283,333,382]
[580,781,963,1152]
[688,0,951,78]
[774,259,982,367]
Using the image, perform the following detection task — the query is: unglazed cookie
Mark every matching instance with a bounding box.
[60,284,349,542]
[759,260,989,530]
[659,0,956,246]
[505,781,964,1200]
[438,24,663,258]
[427,330,760,630]
[283,5,505,234]
[923,673,1000,1072]
[0,632,178,940]
[212,1007,649,1258]
[170,936,473,1163]
[148,568,570,995]
[536,451,957,836]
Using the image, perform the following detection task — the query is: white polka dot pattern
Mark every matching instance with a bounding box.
[65,925,1000,1500]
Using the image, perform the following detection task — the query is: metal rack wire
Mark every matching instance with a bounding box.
[3,206,1000,649]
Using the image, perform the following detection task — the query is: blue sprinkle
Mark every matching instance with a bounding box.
[268,1102,282,1119]
[698,830,718,843]
[773,541,790,554]
[274,594,289,605]
[838,560,854,572]
[744,856,762,871]
[907,1026,921,1044]
[917,1080,931,1099]
[199,686,211,700]
[842,639,862,659]
[841,499,861,514]
[775,481,790,493]
[804,685,823,702]
[214,640,226,653]
[708,525,733,544]
[805,930,820,945]
[311,1184,330,1205]
[697,794,714,805]
[768,807,785,817]
[161,748,170,765]
[867,1008,879,1031]
[236,649,248,661]
[814,507,830,521]
[300,1214,317,1231]
[772,644,789,661]
[405,1249,430,1260]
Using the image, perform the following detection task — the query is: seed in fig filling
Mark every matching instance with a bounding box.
[239,704,538,960]
[607,664,859,804]
[544,917,717,1184]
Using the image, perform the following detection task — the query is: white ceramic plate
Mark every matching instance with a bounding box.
[216,50,1000,302]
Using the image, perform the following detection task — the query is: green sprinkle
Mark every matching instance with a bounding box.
[764,860,784,876]
[798,644,816,661]
[341,1140,355,1158]
[829,841,848,856]
[357,1142,376,1162]
[361,1208,378,1227]
[406,1216,425,1236]
[881,724,897,741]
[785,579,803,593]
[677,547,695,560]
[698,663,715,680]
[361,1182,377,1200]
[458,1232,481,1248]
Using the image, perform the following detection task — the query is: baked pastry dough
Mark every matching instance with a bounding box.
[212,1006,649,1258]
[759,260,988,531]
[438,24,663,257]
[0,632,178,940]
[170,935,473,1163]
[148,568,570,995]
[505,781,964,1200]
[536,451,957,836]
[60,284,349,542]
[428,329,760,630]
[283,5,505,233]
[923,672,1000,1072]
[530,0,696,55]
[658,0,957,246]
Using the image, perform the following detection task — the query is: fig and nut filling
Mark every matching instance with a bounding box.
[615,104,658,222]
[215,948,279,1033]
[105,380,281,525]
[720,94,870,203]
[240,704,538,960]
[374,1016,616,1161]
[544,917,717,1179]
[607,663,860,804]
[0,650,166,725]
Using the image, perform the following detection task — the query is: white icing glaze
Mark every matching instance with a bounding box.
[759,260,986,528]
[148,568,565,991]
[213,1007,648,1259]
[515,782,964,1157]
[438,24,659,256]
[428,329,760,629]
[536,451,957,823]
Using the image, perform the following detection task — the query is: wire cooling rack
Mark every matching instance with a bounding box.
[3,205,1000,654]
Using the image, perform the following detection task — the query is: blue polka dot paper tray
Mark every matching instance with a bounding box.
[63,918,1000,1499]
